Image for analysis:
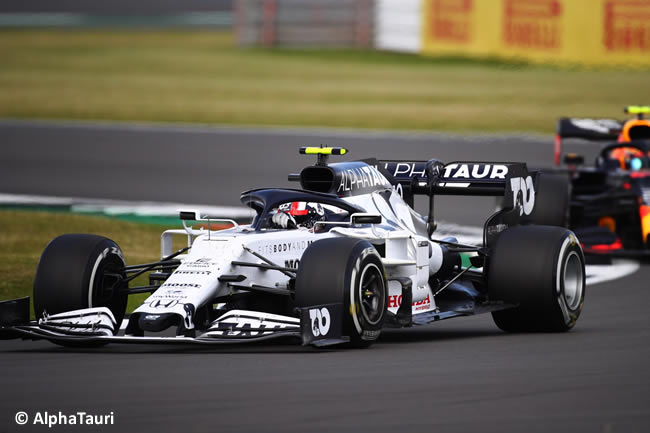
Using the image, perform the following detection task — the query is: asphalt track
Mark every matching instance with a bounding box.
[0,120,648,433]
[0,119,603,226]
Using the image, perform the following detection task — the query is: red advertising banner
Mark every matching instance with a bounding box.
[431,0,473,43]
[503,0,562,50]
[604,0,650,52]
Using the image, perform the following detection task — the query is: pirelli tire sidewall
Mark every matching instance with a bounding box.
[33,234,128,327]
[295,238,388,346]
[345,242,387,344]
[488,225,586,332]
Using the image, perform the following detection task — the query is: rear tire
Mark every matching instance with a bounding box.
[488,225,585,332]
[33,234,128,327]
[295,238,387,348]
[529,171,571,227]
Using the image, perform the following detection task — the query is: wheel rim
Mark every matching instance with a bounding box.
[90,253,127,326]
[92,256,123,306]
[358,263,385,326]
[563,251,583,311]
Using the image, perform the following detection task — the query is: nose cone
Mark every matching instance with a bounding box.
[138,313,180,333]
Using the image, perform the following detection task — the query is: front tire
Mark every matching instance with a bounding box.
[295,238,388,347]
[488,225,585,332]
[33,234,128,327]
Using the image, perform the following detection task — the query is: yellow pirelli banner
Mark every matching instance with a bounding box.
[421,0,650,67]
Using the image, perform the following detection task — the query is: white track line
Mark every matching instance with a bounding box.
[585,260,640,286]
[0,193,254,219]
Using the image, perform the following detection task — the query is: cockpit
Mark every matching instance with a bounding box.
[600,143,650,171]
[240,188,362,231]
[269,201,351,231]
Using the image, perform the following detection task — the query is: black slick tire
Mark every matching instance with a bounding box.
[488,225,585,332]
[295,237,387,348]
[529,171,571,227]
[33,234,128,327]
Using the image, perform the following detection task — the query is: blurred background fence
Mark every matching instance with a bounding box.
[236,0,650,67]
[235,0,373,47]
[0,0,233,28]
[1,0,648,67]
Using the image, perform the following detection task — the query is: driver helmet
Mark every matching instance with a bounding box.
[277,202,325,228]
[608,147,644,170]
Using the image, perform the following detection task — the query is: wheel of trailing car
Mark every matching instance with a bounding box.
[33,234,128,327]
[295,238,387,348]
[528,171,571,227]
[488,225,585,332]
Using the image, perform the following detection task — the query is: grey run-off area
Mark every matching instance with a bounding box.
[0,119,648,433]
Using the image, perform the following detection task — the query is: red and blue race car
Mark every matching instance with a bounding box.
[535,106,650,256]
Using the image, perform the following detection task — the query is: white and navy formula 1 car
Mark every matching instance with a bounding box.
[0,147,586,348]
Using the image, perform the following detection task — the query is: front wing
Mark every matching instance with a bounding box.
[0,298,347,347]
[1,296,517,348]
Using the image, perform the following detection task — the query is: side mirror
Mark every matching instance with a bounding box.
[179,211,198,221]
[179,210,238,228]
[351,213,382,225]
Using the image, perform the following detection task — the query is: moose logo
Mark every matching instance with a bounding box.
[309,307,331,337]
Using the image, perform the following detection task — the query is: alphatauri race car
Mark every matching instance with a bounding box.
[537,106,650,255]
[0,147,586,348]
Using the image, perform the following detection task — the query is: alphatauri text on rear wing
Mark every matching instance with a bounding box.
[368,159,538,246]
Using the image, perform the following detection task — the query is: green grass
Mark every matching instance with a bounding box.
[0,209,183,318]
[0,30,649,133]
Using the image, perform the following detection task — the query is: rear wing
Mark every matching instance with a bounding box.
[377,160,532,196]
[554,117,623,165]
[375,159,538,246]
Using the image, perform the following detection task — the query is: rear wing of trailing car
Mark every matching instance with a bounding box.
[554,107,650,165]
[374,159,539,247]
[554,118,623,165]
